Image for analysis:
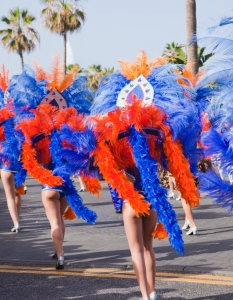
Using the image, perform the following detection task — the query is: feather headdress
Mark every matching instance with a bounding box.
[9,54,93,114]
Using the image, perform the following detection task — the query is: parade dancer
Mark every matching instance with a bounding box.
[0,66,26,233]
[11,56,100,269]
[195,15,233,213]
[90,51,200,300]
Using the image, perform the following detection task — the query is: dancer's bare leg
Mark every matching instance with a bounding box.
[60,198,67,240]
[123,202,149,299]
[15,193,22,216]
[1,171,19,227]
[168,175,174,195]
[168,174,176,196]
[41,190,68,257]
[181,198,195,228]
[78,176,85,190]
[142,209,157,294]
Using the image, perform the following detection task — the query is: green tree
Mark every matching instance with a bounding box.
[162,42,213,67]
[84,64,115,92]
[197,47,214,67]
[163,42,187,64]
[66,63,83,73]
[41,0,85,75]
[0,8,39,70]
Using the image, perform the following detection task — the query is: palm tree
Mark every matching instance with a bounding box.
[162,42,213,67]
[0,8,39,70]
[163,42,187,64]
[41,0,85,75]
[84,65,115,92]
[185,0,198,75]
[66,63,83,73]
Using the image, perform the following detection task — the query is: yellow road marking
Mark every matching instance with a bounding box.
[0,265,233,286]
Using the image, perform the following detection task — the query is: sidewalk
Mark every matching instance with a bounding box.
[0,177,232,276]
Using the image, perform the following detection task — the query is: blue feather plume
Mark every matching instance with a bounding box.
[90,73,128,115]
[9,69,47,109]
[198,170,233,213]
[62,76,94,114]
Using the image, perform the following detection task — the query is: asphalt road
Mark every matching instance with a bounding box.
[0,266,233,300]
[1,177,233,299]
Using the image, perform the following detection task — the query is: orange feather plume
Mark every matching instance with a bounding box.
[15,184,26,195]
[118,60,138,81]
[46,52,63,90]
[152,223,169,240]
[201,112,211,132]
[149,56,171,68]
[58,65,79,93]
[34,62,47,81]
[35,54,78,93]
[0,65,9,92]
[63,206,76,220]
[118,51,170,80]
[82,175,102,199]
[0,127,5,142]
[0,107,15,124]
[176,63,204,87]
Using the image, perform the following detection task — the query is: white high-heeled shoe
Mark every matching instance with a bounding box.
[11,224,20,233]
[138,291,159,300]
[167,193,174,199]
[181,220,190,230]
[186,226,197,235]
[150,291,159,299]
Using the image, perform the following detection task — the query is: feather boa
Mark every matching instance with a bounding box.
[21,142,63,186]
[108,184,123,211]
[129,126,184,254]
[0,119,26,185]
[93,139,150,217]
[50,130,97,224]
[162,124,200,207]
[82,174,101,199]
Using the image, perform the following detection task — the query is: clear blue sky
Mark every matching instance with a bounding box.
[0,0,232,75]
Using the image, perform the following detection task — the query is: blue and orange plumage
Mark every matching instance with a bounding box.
[13,56,99,223]
[89,51,202,254]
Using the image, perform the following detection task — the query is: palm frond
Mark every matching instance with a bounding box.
[0,7,39,62]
